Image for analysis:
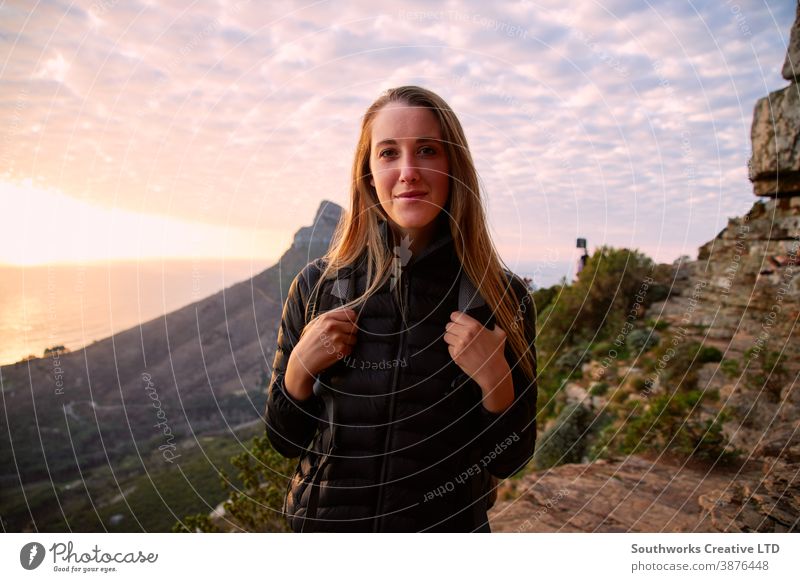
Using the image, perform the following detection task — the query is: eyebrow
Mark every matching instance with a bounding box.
[374,137,441,147]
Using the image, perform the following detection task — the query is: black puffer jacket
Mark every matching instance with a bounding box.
[265,217,537,532]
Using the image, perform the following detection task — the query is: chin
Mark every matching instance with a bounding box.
[392,212,439,230]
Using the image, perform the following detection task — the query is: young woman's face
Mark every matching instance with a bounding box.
[369,102,450,244]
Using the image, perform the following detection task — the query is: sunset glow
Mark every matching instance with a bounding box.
[0,180,285,266]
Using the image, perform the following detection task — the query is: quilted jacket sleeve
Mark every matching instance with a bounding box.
[265,261,324,459]
[475,275,538,479]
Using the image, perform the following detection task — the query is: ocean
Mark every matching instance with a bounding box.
[0,260,269,366]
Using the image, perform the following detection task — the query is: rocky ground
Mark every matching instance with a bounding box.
[489,454,760,532]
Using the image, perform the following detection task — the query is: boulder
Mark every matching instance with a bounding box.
[748,84,800,197]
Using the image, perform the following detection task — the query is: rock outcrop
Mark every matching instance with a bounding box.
[489,455,762,532]
[642,195,799,531]
[291,200,342,252]
[749,2,800,197]
[749,89,800,197]
[783,2,800,82]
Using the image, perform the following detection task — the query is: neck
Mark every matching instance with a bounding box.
[387,216,444,255]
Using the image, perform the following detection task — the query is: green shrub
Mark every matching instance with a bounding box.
[533,402,596,470]
[720,359,740,378]
[594,387,737,464]
[697,346,723,364]
[630,377,650,392]
[611,387,629,403]
[555,346,590,372]
[535,366,568,421]
[538,247,656,355]
[745,349,789,401]
[591,341,613,358]
[175,435,295,532]
[647,339,714,388]
[533,284,560,313]
[646,318,670,331]
[590,340,630,361]
[627,329,660,353]
[647,284,670,303]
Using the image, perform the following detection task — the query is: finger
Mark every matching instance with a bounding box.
[443,330,462,346]
[326,321,359,339]
[446,319,477,337]
[447,344,458,360]
[325,308,359,322]
[325,311,359,327]
[449,311,479,327]
[445,325,470,344]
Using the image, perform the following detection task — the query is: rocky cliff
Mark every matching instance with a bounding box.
[490,194,799,533]
[490,8,800,533]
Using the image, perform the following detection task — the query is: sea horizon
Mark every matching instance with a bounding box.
[0,258,272,366]
[0,258,572,367]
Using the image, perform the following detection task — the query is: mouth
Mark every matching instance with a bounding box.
[395,190,427,200]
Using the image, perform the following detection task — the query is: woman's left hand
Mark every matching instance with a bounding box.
[444,311,510,390]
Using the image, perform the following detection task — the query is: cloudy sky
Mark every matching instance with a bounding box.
[0,0,795,272]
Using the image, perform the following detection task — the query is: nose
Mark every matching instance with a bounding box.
[398,151,420,184]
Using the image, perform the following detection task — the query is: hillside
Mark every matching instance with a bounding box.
[0,201,342,531]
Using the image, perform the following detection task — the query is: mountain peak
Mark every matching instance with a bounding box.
[292,200,343,250]
[314,199,343,224]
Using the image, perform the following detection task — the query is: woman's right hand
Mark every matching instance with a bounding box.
[284,307,359,401]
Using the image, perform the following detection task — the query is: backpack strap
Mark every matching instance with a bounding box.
[304,261,324,326]
[458,269,498,331]
[299,263,355,531]
[458,270,486,312]
[459,270,504,530]
[306,263,355,324]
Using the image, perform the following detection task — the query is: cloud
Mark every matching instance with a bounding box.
[0,0,795,266]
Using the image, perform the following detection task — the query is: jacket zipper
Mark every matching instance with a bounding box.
[373,270,410,531]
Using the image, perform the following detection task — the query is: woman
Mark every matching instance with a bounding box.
[266,86,537,532]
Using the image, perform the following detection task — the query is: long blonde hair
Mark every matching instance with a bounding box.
[315,85,535,381]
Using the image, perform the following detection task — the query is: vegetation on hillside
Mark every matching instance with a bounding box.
[175,434,294,532]
[529,247,739,475]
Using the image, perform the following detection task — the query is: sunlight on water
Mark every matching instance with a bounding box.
[0,260,269,365]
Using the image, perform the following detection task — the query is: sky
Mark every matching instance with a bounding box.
[0,0,795,271]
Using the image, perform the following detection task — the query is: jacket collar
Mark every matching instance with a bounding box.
[378,213,453,268]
